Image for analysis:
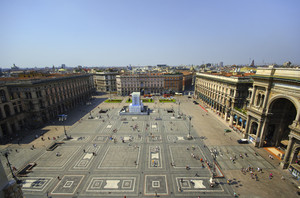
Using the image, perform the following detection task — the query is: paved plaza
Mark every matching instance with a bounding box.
[1,95,299,198]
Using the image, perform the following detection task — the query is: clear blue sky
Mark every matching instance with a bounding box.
[0,0,299,68]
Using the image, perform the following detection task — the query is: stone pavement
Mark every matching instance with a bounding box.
[180,96,300,198]
[0,94,299,197]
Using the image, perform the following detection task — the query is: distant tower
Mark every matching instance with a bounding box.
[250,60,255,67]
[61,64,66,69]
[219,61,223,67]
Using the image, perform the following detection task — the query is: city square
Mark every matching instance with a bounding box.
[1,95,298,197]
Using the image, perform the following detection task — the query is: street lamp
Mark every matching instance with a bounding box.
[187,116,193,140]
[3,150,22,184]
[211,148,217,177]
[58,114,71,140]
[177,100,180,118]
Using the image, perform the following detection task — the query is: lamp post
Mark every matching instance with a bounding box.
[211,148,217,177]
[58,114,71,140]
[177,100,180,118]
[3,150,21,184]
[187,116,193,139]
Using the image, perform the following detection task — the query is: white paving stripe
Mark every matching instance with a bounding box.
[104,180,120,189]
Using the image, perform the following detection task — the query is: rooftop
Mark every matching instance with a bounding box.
[1,73,91,85]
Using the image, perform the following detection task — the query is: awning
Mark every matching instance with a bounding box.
[281,140,289,146]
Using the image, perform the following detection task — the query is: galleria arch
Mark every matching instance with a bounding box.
[263,97,298,147]
[244,67,300,170]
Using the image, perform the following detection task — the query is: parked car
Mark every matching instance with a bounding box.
[193,101,199,105]
[188,96,192,98]
[237,139,249,144]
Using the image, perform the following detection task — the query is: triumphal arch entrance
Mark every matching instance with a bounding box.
[245,66,300,170]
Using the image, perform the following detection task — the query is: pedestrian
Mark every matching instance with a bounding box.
[57,176,61,180]
[269,173,273,179]
[83,149,85,153]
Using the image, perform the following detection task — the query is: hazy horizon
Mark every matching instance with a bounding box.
[1,0,300,68]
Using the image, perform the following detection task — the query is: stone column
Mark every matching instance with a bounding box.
[14,121,20,131]
[250,86,256,105]
[258,118,268,147]
[6,123,12,135]
[224,111,228,122]
[229,115,233,127]
[0,127,3,139]
[244,115,251,138]
[280,135,294,169]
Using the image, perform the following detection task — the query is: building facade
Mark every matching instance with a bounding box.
[93,71,118,93]
[181,71,193,91]
[243,67,300,170]
[116,73,164,96]
[163,73,183,93]
[195,72,253,133]
[0,74,94,143]
[195,68,300,172]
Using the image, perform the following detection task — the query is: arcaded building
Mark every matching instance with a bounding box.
[116,73,164,96]
[195,67,300,172]
[0,74,94,143]
[195,72,253,132]
[163,73,183,93]
[93,71,118,93]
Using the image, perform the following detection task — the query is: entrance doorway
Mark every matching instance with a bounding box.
[264,98,297,147]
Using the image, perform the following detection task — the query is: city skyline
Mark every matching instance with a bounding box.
[1,0,300,68]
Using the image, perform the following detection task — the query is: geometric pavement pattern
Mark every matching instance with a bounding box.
[21,108,236,197]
